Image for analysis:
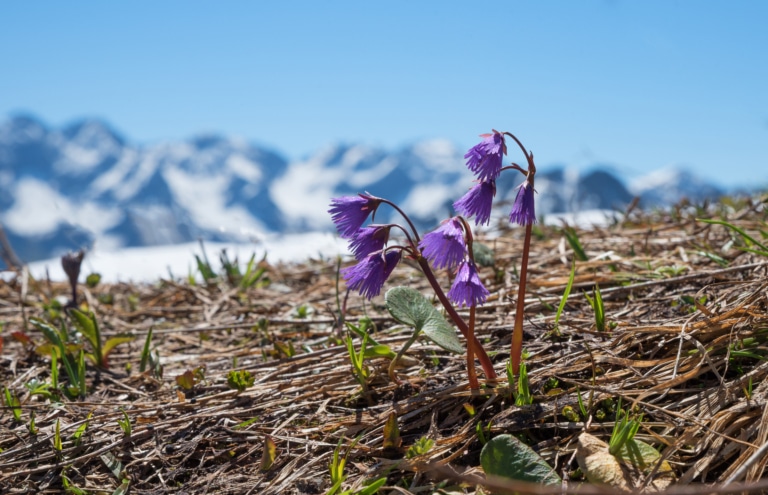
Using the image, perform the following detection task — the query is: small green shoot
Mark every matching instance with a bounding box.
[227,369,255,392]
[234,417,260,430]
[240,253,268,289]
[4,386,21,422]
[339,477,387,495]
[406,437,435,459]
[328,437,360,495]
[382,412,402,451]
[54,418,63,454]
[463,403,476,417]
[608,398,642,456]
[563,226,588,261]
[507,360,533,406]
[552,260,576,335]
[561,405,580,422]
[476,420,492,445]
[698,218,768,256]
[577,388,588,419]
[61,474,87,495]
[70,308,136,369]
[584,284,606,332]
[744,377,754,399]
[31,318,85,399]
[139,327,153,373]
[175,366,206,390]
[274,339,296,358]
[85,273,101,288]
[260,435,277,471]
[25,379,54,400]
[345,332,370,397]
[28,411,37,435]
[71,413,91,446]
[117,409,131,437]
[51,352,59,390]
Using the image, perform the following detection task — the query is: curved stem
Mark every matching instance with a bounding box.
[389,330,421,384]
[380,198,422,244]
[416,257,498,380]
[511,223,533,375]
[467,306,479,389]
[503,132,536,173]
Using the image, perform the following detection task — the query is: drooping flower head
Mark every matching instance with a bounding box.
[419,217,467,270]
[509,180,536,226]
[447,259,489,307]
[349,225,391,260]
[464,131,506,182]
[342,249,402,300]
[453,180,495,226]
[328,193,382,239]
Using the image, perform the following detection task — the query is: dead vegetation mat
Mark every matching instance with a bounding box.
[3,197,768,494]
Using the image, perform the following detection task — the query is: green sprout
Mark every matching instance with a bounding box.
[406,437,435,459]
[552,260,576,336]
[3,387,21,422]
[117,409,132,437]
[584,283,606,332]
[608,398,642,456]
[507,359,533,406]
[227,369,255,392]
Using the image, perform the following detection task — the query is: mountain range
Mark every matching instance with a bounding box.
[0,114,735,270]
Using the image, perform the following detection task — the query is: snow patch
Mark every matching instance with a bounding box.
[163,165,266,239]
[23,232,351,283]
[2,178,123,236]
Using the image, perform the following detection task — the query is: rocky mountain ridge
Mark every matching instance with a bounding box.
[0,115,729,269]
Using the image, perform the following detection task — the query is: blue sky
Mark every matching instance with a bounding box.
[1,1,766,187]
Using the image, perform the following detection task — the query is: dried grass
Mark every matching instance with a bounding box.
[2,197,768,494]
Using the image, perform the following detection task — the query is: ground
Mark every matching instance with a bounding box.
[2,195,768,494]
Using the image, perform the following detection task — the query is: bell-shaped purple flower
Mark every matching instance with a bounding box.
[328,193,382,239]
[453,181,495,226]
[349,225,390,260]
[464,131,506,182]
[509,180,536,225]
[448,260,489,307]
[342,250,402,300]
[419,217,467,270]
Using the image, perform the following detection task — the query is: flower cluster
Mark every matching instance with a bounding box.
[419,217,489,307]
[454,130,536,226]
[328,194,402,299]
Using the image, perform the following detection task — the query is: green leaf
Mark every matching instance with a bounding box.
[140,327,153,373]
[70,309,102,365]
[100,452,124,479]
[614,438,671,472]
[363,344,395,359]
[480,434,561,485]
[351,477,387,495]
[385,287,463,353]
[111,480,130,495]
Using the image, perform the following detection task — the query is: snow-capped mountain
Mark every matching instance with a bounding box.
[0,115,731,269]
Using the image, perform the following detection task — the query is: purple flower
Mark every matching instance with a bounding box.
[419,217,467,270]
[448,260,489,307]
[453,181,495,225]
[349,225,390,260]
[464,131,506,182]
[328,194,382,239]
[509,180,536,225]
[342,250,402,300]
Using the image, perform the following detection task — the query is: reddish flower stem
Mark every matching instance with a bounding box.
[467,306,479,389]
[417,257,498,381]
[510,222,532,375]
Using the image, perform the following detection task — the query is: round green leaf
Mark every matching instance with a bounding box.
[385,287,463,353]
[481,434,561,485]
